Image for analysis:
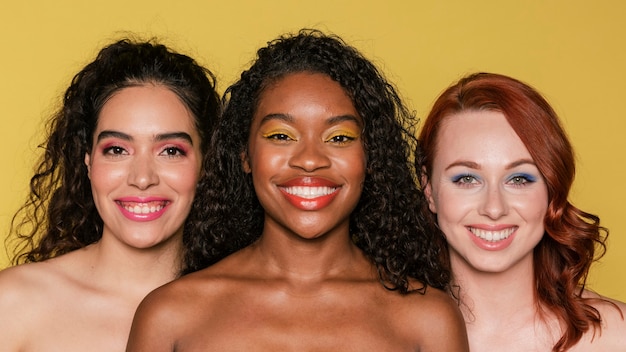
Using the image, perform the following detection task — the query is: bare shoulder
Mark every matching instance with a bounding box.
[391,284,469,352]
[0,261,62,308]
[127,274,199,347]
[582,290,626,349]
[0,261,69,349]
[133,261,237,322]
[127,254,251,351]
[140,249,253,306]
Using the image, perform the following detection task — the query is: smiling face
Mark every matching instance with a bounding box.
[244,72,366,241]
[424,110,548,274]
[85,85,202,250]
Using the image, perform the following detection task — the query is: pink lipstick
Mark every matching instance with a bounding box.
[116,197,170,222]
[466,224,517,251]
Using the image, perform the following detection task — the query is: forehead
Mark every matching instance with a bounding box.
[96,85,197,135]
[256,72,356,114]
[435,110,532,162]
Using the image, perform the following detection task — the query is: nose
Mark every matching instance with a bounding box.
[478,184,508,219]
[128,153,159,189]
[288,140,331,172]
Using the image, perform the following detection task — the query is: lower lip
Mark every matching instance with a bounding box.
[117,204,168,222]
[468,228,516,251]
[280,189,340,210]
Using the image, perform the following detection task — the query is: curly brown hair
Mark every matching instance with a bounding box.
[8,38,220,270]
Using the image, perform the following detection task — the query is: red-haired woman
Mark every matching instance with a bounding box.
[417,72,625,351]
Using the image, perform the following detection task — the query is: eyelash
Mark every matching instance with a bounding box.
[160,146,187,157]
[507,173,536,186]
[102,145,127,156]
[451,174,478,186]
[262,131,359,145]
[265,133,294,141]
[101,145,187,158]
[451,173,537,187]
[326,134,357,145]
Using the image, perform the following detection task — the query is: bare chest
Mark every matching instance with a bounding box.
[176,289,417,351]
[23,289,137,352]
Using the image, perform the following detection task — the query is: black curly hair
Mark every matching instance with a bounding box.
[8,38,220,270]
[184,29,450,293]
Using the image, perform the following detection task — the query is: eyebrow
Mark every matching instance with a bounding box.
[327,114,363,128]
[259,113,362,127]
[444,158,536,171]
[259,113,293,125]
[96,130,194,145]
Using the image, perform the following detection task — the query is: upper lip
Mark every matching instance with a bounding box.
[116,196,169,203]
[467,226,517,241]
[278,177,341,199]
[466,224,516,231]
[280,185,338,199]
[278,176,340,188]
[114,196,171,207]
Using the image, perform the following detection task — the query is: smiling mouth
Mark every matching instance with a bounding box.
[117,201,169,214]
[468,227,516,242]
[281,186,338,199]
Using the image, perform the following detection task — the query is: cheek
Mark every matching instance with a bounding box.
[333,150,366,182]
[431,188,472,225]
[249,146,288,179]
[162,164,202,193]
[518,190,549,224]
[166,147,203,192]
[88,162,126,193]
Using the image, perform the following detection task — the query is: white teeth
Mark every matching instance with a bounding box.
[283,186,337,199]
[122,202,165,214]
[469,227,515,242]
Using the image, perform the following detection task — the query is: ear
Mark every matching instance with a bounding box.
[84,153,92,179]
[420,167,437,214]
[241,150,251,174]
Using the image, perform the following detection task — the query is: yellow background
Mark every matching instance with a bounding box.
[1,1,624,300]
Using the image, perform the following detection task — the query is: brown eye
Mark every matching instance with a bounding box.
[268,133,291,141]
[103,146,126,155]
[328,135,354,143]
[160,146,187,157]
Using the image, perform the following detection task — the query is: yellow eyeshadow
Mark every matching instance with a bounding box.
[261,129,296,139]
[327,129,360,139]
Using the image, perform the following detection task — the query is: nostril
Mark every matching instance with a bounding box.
[288,144,332,172]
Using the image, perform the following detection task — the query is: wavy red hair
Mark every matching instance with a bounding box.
[417,72,610,352]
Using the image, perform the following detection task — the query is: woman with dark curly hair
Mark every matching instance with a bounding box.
[418,72,626,351]
[126,29,468,351]
[0,38,220,351]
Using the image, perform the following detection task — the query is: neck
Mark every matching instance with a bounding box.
[451,253,564,350]
[85,233,182,296]
[452,253,538,324]
[250,222,372,283]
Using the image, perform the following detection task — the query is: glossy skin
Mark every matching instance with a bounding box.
[126,73,469,352]
[424,110,626,351]
[425,110,548,276]
[86,85,202,251]
[243,72,366,242]
[0,85,202,351]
